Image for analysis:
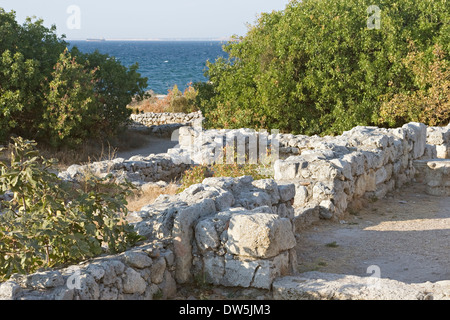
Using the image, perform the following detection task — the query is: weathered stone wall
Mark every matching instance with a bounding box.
[129,111,203,127]
[423,124,450,159]
[174,122,445,229]
[131,176,297,289]
[0,176,296,299]
[2,121,449,300]
[0,242,177,300]
[274,123,429,229]
[58,153,190,186]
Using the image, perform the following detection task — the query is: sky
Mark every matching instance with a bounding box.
[0,0,292,40]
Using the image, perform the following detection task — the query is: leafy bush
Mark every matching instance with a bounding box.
[379,44,450,127]
[198,0,449,135]
[0,137,141,281]
[0,8,148,147]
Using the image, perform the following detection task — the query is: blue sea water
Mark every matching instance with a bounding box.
[68,41,228,94]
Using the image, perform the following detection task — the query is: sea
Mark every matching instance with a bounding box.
[68,40,228,95]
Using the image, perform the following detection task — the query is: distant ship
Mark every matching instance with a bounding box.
[86,38,106,42]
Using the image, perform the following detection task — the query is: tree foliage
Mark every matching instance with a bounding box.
[379,43,449,127]
[0,8,148,147]
[0,137,141,281]
[199,0,449,135]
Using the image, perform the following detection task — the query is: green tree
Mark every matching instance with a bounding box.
[71,48,149,137]
[199,0,449,135]
[41,49,99,147]
[0,8,148,147]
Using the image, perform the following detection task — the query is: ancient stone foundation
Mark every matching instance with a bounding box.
[1,121,449,300]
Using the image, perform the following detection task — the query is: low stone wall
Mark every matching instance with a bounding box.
[0,242,177,300]
[0,176,296,299]
[129,111,203,127]
[2,121,449,300]
[131,176,297,289]
[274,123,430,229]
[58,153,190,186]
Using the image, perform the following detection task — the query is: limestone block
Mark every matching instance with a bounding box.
[402,122,427,159]
[252,179,281,204]
[272,272,443,300]
[274,159,298,180]
[251,251,290,289]
[123,251,153,269]
[195,219,220,252]
[26,271,64,289]
[330,158,353,181]
[77,273,100,300]
[172,199,216,283]
[0,281,22,300]
[414,159,450,196]
[203,254,225,285]
[277,183,296,202]
[225,213,296,259]
[150,257,167,284]
[221,258,259,288]
[122,267,147,294]
[319,199,335,219]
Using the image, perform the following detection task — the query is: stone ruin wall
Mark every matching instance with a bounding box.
[130,110,203,127]
[1,121,449,300]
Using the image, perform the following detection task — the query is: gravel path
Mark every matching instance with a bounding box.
[295,182,450,284]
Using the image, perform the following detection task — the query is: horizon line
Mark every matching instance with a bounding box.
[65,37,233,42]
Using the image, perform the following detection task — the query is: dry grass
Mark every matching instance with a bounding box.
[128,96,171,114]
[128,84,199,114]
[37,130,150,170]
[126,183,179,212]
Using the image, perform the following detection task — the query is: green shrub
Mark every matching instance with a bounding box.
[0,137,141,281]
[379,43,450,127]
[198,0,449,135]
[0,8,148,147]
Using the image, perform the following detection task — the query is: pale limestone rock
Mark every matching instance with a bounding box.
[122,268,147,294]
[225,212,296,259]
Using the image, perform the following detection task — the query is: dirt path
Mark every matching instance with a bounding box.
[115,135,178,159]
[295,182,450,284]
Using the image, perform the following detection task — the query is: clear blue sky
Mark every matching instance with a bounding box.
[1,0,291,40]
